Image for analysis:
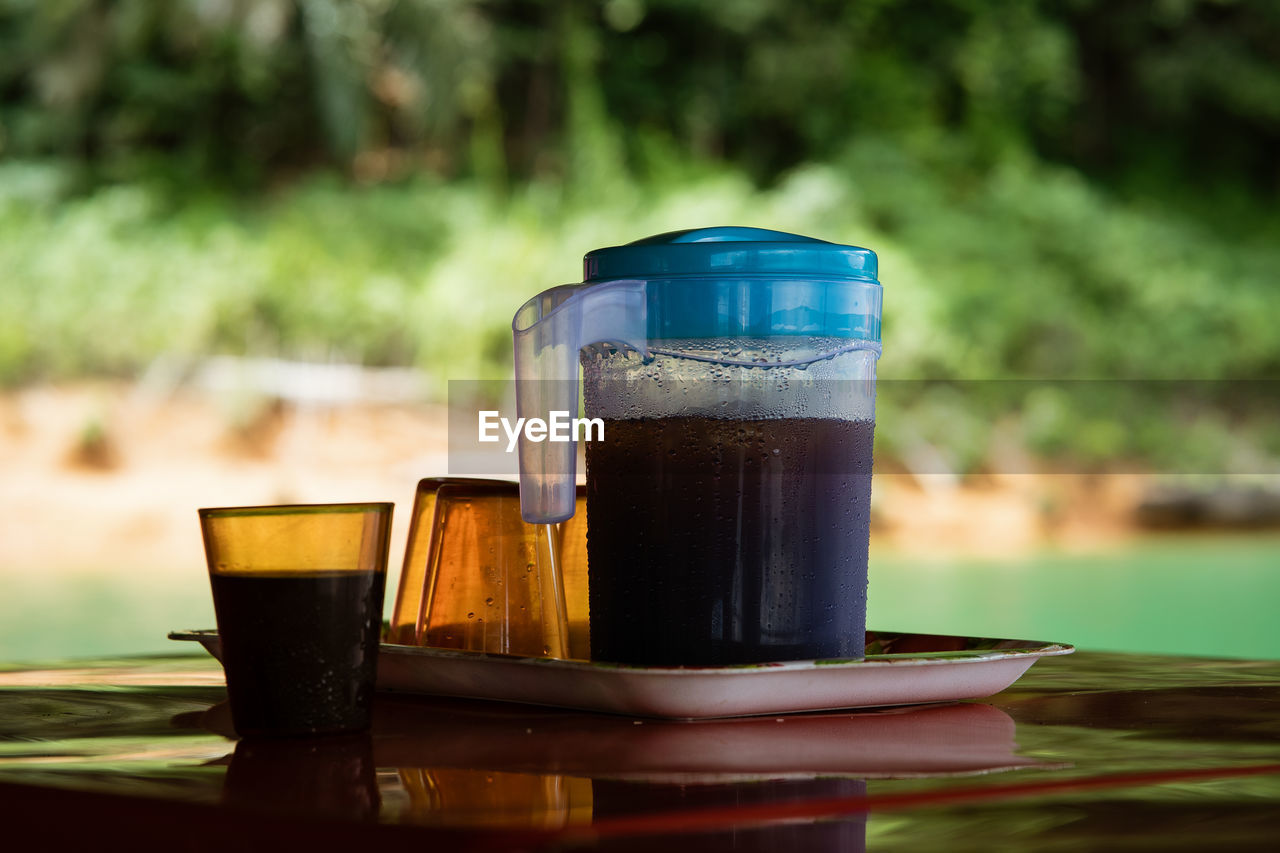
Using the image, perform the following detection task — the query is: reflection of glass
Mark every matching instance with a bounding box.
[399,768,591,829]
[389,478,589,658]
[223,734,380,820]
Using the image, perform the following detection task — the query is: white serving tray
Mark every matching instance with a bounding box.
[170,630,1072,720]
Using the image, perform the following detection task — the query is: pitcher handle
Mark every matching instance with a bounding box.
[512,280,648,523]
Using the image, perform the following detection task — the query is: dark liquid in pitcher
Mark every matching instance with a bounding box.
[585,417,874,666]
[211,570,385,736]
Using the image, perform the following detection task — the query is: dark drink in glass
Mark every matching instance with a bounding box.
[585,415,873,666]
[211,570,385,737]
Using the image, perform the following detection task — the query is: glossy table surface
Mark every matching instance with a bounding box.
[2,650,1279,851]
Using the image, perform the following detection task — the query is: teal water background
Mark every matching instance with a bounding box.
[869,535,1280,659]
[2,534,1277,663]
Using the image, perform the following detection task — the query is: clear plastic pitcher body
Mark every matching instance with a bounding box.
[511,227,883,664]
[580,340,878,664]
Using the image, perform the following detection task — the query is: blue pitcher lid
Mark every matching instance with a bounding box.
[583,226,879,283]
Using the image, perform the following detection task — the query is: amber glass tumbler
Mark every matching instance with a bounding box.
[200,503,393,737]
[389,479,588,659]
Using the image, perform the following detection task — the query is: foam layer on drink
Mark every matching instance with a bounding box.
[584,416,873,665]
[581,337,878,422]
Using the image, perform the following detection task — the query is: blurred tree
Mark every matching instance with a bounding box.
[1057,0,1280,203]
[1,0,1278,206]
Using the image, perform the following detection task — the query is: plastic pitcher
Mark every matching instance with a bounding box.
[513,227,882,665]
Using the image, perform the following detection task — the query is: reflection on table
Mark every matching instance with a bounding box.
[2,651,1279,851]
[205,693,1042,845]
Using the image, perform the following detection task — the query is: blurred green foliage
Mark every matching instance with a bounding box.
[1,0,1279,472]
[4,1,1280,197]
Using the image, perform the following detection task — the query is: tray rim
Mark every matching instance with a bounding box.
[168,629,1074,673]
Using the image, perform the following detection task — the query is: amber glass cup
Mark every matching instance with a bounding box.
[389,479,588,659]
[200,503,393,738]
